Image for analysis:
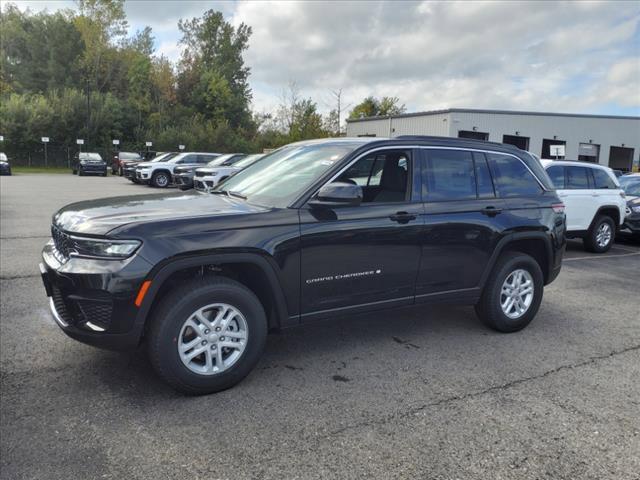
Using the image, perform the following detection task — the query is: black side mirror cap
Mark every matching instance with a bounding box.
[309,182,363,208]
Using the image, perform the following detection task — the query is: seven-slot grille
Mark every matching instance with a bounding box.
[51,225,74,261]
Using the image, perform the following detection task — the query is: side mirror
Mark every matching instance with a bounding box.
[309,182,362,208]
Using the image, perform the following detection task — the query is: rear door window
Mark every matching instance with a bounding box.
[592,168,617,189]
[473,153,495,198]
[424,149,476,201]
[565,166,590,189]
[546,165,565,189]
[487,153,543,197]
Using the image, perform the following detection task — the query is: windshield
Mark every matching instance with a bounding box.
[151,152,176,163]
[234,154,264,169]
[80,153,102,161]
[120,152,141,160]
[207,154,236,166]
[622,179,640,196]
[215,142,362,207]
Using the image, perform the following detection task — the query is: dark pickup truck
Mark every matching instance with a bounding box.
[40,136,566,394]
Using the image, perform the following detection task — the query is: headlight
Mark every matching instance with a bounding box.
[632,206,640,213]
[70,236,141,259]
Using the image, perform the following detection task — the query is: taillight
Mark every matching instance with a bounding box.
[551,203,565,213]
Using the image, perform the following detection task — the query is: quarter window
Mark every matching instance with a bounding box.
[591,168,617,189]
[487,153,543,197]
[424,149,476,201]
[565,166,590,189]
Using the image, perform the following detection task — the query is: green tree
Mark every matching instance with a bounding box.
[177,9,253,129]
[348,96,406,119]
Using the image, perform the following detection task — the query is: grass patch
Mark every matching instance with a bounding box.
[11,166,71,174]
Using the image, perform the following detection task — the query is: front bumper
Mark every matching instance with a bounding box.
[621,213,640,235]
[40,241,153,350]
[194,176,219,191]
[135,170,151,182]
[173,173,194,188]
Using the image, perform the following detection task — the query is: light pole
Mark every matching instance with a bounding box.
[41,137,50,167]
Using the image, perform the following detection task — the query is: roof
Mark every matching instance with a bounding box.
[346,108,640,123]
[540,159,613,170]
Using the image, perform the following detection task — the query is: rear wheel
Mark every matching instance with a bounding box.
[475,252,543,333]
[583,215,615,253]
[151,171,170,188]
[147,276,267,395]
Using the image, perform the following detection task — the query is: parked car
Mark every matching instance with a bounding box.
[72,152,107,176]
[112,151,142,175]
[175,153,247,191]
[135,152,220,188]
[194,153,265,192]
[620,175,640,240]
[41,136,565,394]
[541,160,626,252]
[0,153,11,176]
[123,152,177,183]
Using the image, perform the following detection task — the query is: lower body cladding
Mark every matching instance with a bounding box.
[40,241,154,350]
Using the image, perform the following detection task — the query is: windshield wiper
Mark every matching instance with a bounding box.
[227,190,247,199]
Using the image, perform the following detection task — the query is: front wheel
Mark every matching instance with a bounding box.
[475,252,543,333]
[583,215,615,253]
[151,171,170,188]
[147,276,268,395]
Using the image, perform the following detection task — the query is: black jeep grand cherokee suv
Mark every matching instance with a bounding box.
[40,137,565,394]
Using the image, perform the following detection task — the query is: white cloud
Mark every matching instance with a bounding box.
[7,0,640,118]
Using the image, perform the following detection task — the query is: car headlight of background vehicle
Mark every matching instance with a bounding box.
[70,236,141,259]
[632,205,640,214]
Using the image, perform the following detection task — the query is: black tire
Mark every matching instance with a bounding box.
[147,276,267,395]
[583,215,615,253]
[78,169,84,176]
[475,252,543,333]
[111,168,117,175]
[102,172,107,177]
[151,171,170,188]
[118,166,123,176]
[72,169,77,175]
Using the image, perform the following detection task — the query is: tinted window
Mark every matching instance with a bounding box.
[592,168,616,189]
[473,153,495,198]
[338,151,410,203]
[425,150,476,201]
[565,166,590,189]
[487,153,543,197]
[546,165,565,188]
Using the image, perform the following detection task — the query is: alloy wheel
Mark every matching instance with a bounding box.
[595,222,612,248]
[178,303,248,375]
[500,269,534,319]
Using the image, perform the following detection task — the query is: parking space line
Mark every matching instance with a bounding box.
[610,245,640,253]
[564,252,640,262]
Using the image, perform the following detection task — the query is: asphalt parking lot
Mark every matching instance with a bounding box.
[1,173,639,480]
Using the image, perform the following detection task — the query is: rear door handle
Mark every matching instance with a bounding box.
[481,206,502,217]
[389,212,417,224]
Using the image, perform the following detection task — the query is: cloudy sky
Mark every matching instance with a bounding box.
[10,0,640,122]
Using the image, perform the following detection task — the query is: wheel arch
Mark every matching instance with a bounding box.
[589,205,621,230]
[480,232,554,289]
[134,252,291,340]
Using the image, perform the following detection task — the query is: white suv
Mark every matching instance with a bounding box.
[541,160,626,252]
[194,153,265,192]
[135,152,219,188]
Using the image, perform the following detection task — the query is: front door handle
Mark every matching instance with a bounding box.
[481,206,502,217]
[389,212,417,224]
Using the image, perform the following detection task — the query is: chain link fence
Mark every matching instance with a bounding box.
[2,143,117,168]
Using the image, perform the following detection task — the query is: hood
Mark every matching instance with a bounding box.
[53,192,266,236]
[174,165,197,174]
[137,162,153,168]
[196,166,239,175]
